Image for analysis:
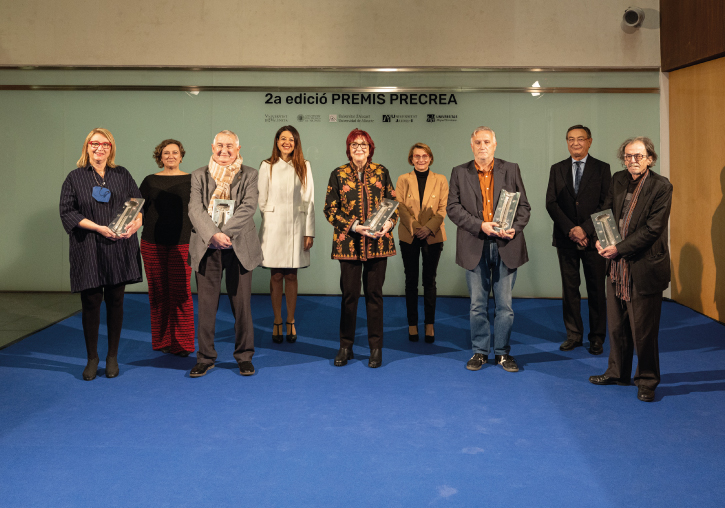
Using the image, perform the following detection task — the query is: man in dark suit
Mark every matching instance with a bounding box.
[589,137,672,402]
[446,126,530,372]
[187,130,263,377]
[545,125,611,355]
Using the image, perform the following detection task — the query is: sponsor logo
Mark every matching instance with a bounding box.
[333,114,373,123]
[297,114,322,122]
[427,114,458,123]
[265,114,289,123]
[382,114,417,123]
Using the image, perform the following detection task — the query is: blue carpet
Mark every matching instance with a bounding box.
[1,294,724,507]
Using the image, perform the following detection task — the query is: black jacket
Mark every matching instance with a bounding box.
[545,155,611,250]
[605,169,673,295]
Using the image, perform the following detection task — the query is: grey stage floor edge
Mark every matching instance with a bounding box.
[0,292,81,350]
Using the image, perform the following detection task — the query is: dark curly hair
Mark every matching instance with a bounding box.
[152,139,186,168]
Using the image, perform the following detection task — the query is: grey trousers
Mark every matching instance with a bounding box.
[195,248,254,365]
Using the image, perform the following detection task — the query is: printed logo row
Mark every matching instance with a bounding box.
[264,114,458,123]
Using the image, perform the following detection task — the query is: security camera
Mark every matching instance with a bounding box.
[623,7,645,28]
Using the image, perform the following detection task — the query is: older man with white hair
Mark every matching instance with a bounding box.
[446,127,531,373]
[187,130,263,377]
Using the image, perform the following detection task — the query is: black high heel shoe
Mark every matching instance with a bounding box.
[286,321,297,343]
[408,325,419,342]
[424,324,435,344]
[272,322,283,344]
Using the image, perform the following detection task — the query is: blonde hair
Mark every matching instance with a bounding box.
[407,143,434,166]
[77,128,117,168]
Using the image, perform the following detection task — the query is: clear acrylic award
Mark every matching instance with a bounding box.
[492,190,520,233]
[109,198,144,236]
[212,199,235,228]
[362,198,399,234]
[591,209,622,248]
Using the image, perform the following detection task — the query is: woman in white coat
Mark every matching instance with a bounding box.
[258,125,315,343]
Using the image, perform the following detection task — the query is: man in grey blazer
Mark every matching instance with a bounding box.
[447,126,531,372]
[188,130,263,377]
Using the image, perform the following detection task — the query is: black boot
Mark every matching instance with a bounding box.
[83,357,99,381]
[334,347,354,366]
[105,356,119,378]
[368,349,382,368]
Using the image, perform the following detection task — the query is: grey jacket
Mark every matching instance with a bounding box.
[188,164,263,272]
[446,158,531,271]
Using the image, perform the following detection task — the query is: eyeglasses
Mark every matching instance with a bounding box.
[567,137,589,143]
[89,142,112,150]
[413,155,430,160]
[350,143,369,150]
[624,154,647,162]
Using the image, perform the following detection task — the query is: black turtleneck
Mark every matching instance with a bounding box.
[415,169,429,204]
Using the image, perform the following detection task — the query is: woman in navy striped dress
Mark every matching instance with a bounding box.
[59,128,143,381]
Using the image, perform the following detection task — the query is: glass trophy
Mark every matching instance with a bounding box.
[591,209,622,248]
[212,199,235,228]
[362,198,399,234]
[492,190,520,233]
[108,198,144,236]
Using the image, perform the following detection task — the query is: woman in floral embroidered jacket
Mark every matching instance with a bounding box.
[324,128,398,369]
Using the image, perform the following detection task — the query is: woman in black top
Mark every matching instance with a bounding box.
[59,128,143,381]
[139,139,195,356]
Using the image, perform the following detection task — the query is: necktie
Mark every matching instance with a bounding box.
[574,161,583,194]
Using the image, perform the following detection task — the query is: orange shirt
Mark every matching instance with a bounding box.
[475,159,495,223]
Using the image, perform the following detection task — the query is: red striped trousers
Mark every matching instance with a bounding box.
[140,240,195,353]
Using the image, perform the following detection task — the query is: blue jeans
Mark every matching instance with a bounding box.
[465,240,517,356]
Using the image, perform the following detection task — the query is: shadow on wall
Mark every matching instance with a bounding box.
[711,166,725,321]
[677,243,703,314]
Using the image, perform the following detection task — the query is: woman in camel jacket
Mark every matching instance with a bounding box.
[395,143,448,344]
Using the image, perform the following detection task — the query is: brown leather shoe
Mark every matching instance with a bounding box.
[190,362,214,378]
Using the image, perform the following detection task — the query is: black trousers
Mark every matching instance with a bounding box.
[399,239,443,326]
[79,283,126,360]
[195,249,254,365]
[339,258,387,350]
[556,247,607,345]
[604,278,662,390]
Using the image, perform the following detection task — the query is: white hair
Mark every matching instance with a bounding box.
[471,126,496,143]
[213,130,240,146]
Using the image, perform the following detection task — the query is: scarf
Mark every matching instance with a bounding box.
[207,155,243,215]
[610,170,649,301]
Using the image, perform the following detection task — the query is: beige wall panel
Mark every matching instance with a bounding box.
[0,0,660,67]
[669,57,725,320]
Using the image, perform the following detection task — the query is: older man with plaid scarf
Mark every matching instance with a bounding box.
[187,130,263,378]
